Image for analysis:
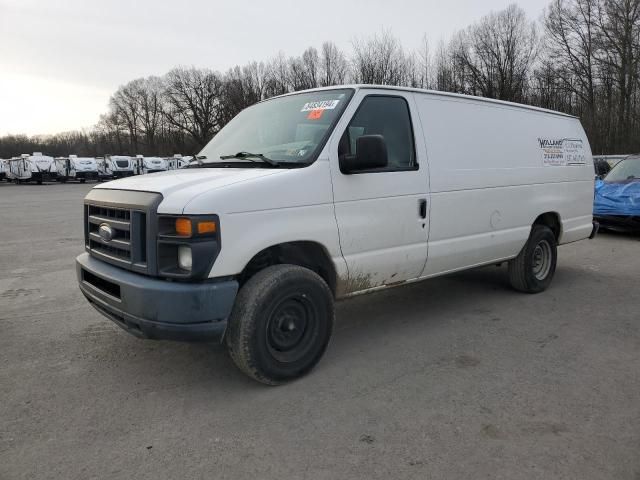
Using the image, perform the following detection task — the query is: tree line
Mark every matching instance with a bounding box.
[2,0,640,159]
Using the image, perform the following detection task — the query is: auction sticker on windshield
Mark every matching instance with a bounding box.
[307,109,324,120]
[301,100,340,112]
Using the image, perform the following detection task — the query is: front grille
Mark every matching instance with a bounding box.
[115,160,129,168]
[84,190,161,276]
[87,205,135,263]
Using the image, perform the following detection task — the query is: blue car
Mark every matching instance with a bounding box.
[594,155,640,231]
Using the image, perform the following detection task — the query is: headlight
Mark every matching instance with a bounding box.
[157,215,220,279]
[178,245,192,271]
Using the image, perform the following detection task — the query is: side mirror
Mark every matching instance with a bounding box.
[340,134,388,173]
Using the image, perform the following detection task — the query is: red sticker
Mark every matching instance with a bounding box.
[307,109,324,120]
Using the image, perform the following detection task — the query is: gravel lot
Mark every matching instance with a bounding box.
[1,182,639,480]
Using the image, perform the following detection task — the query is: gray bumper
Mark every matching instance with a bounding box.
[76,253,238,342]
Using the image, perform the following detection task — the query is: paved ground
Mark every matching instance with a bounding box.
[0,181,639,480]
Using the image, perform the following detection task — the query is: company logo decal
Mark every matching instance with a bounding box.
[538,138,586,166]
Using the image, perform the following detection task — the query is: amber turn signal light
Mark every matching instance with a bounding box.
[197,221,217,234]
[175,218,193,237]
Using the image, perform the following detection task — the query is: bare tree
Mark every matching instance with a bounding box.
[452,4,538,101]
[219,64,265,124]
[109,81,142,152]
[544,0,599,131]
[596,0,640,151]
[264,52,290,97]
[319,42,348,86]
[351,31,411,85]
[415,35,432,89]
[163,67,223,147]
[134,76,165,153]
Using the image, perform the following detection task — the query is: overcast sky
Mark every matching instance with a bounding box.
[0,0,550,135]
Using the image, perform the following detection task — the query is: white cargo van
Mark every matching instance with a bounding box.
[77,85,596,384]
[8,153,57,183]
[55,155,99,182]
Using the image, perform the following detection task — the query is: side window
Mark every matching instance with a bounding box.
[339,96,416,171]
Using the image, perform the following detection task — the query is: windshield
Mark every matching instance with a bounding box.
[198,89,354,165]
[604,156,640,182]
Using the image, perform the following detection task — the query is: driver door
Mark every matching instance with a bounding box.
[329,90,430,294]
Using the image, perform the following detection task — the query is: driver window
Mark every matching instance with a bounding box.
[339,96,416,171]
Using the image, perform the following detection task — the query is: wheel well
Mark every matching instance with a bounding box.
[239,241,337,296]
[533,212,561,241]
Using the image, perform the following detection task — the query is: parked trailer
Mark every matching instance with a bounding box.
[55,155,99,183]
[97,155,135,180]
[7,153,57,184]
[133,155,169,175]
[166,154,191,170]
[0,159,6,181]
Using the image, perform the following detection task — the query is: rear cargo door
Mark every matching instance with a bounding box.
[329,90,430,292]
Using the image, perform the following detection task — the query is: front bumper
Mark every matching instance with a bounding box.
[112,171,134,178]
[76,253,238,342]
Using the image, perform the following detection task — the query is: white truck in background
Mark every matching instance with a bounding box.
[77,85,597,385]
[7,153,57,183]
[55,155,99,183]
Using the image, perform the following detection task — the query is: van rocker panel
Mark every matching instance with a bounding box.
[76,253,238,342]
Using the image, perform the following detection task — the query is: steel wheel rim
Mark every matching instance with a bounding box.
[266,294,317,363]
[532,239,552,280]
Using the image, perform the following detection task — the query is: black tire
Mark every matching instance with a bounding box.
[80,179,86,183]
[508,225,557,293]
[226,264,334,385]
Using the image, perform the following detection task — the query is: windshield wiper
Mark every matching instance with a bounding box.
[219,151,279,166]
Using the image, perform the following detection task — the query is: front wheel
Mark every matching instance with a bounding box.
[508,225,557,293]
[225,265,334,385]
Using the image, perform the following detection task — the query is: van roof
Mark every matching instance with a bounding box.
[272,84,576,119]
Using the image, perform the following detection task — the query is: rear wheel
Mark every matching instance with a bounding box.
[508,225,557,293]
[226,265,334,385]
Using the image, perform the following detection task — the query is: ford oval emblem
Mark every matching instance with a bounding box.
[98,223,114,243]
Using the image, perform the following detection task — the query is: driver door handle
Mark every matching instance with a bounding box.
[419,199,427,219]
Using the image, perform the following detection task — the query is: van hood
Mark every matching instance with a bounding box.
[95,167,282,199]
